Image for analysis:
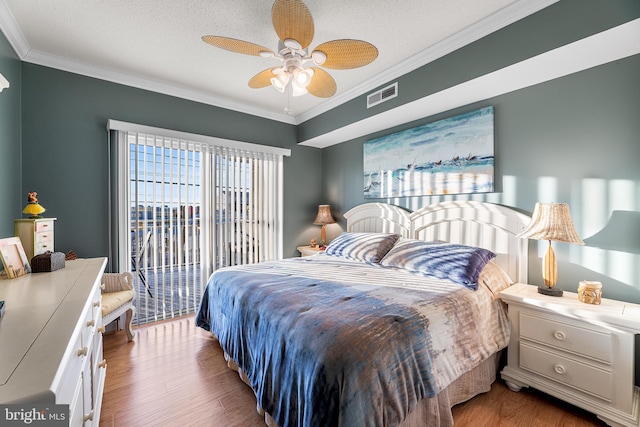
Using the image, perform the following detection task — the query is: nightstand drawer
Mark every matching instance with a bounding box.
[520,342,612,401]
[35,231,54,244]
[35,220,54,233]
[34,240,54,255]
[520,312,611,363]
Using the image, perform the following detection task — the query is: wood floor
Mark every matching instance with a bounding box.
[100,315,607,427]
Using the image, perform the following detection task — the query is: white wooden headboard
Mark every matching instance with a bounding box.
[344,201,530,284]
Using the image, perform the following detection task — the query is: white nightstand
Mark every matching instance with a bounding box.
[500,283,640,427]
[297,245,325,257]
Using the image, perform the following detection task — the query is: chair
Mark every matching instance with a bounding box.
[101,272,136,342]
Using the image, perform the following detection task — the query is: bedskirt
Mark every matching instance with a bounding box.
[218,339,501,427]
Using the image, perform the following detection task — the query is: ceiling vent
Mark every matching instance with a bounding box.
[367,82,398,108]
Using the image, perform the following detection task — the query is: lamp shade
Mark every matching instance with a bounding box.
[518,203,584,244]
[313,205,336,225]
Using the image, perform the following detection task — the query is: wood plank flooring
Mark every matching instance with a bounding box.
[100,315,607,426]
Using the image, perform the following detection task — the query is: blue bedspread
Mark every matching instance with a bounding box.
[196,257,510,427]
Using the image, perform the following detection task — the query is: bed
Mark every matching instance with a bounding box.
[196,201,530,427]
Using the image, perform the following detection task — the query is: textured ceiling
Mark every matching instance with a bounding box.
[0,0,555,123]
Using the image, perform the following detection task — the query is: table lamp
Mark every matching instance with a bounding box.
[313,205,336,246]
[518,202,584,296]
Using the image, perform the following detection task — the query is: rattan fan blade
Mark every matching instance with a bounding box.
[248,68,278,88]
[313,39,378,69]
[202,36,274,57]
[306,68,337,98]
[272,0,314,49]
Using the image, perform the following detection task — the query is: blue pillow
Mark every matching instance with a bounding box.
[379,239,496,290]
[324,232,401,264]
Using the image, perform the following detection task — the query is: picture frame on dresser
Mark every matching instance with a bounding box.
[0,237,31,279]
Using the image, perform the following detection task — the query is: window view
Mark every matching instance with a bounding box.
[118,130,286,325]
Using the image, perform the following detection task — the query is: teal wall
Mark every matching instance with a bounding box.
[0,30,21,238]
[318,0,640,303]
[4,61,323,262]
[2,0,639,306]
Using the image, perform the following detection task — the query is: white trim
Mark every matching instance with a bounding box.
[299,18,640,148]
[0,0,29,58]
[107,119,291,157]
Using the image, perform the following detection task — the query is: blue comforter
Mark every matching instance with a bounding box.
[196,258,509,427]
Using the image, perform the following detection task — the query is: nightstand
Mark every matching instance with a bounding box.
[297,245,325,257]
[500,283,640,427]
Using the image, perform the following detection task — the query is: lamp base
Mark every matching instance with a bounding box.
[537,285,563,297]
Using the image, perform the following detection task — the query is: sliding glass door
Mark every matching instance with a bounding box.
[109,121,289,324]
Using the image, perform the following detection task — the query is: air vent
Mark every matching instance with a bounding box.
[367,82,398,108]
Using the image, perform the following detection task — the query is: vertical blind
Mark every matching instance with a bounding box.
[108,120,290,324]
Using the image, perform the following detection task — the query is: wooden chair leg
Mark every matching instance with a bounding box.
[125,306,136,342]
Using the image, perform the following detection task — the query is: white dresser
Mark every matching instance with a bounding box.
[14,217,56,261]
[500,283,640,427]
[0,257,107,426]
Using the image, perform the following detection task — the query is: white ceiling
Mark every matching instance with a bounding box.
[0,0,556,124]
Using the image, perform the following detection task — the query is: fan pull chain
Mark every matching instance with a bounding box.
[284,86,294,115]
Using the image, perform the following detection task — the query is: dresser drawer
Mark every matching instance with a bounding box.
[520,312,611,363]
[55,330,86,405]
[520,342,612,401]
[81,289,101,347]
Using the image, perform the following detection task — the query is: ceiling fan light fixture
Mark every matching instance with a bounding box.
[291,83,308,97]
[311,50,326,65]
[202,0,378,100]
[270,72,290,92]
[293,68,313,88]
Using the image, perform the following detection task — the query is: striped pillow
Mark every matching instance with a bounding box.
[380,238,496,290]
[324,232,401,264]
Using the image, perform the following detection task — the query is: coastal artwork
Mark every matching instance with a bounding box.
[363,106,494,198]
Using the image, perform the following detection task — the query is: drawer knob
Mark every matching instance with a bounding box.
[77,346,88,357]
[554,364,566,375]
[553,330,566,341]
[98,325,106,333]
[98,359,107,369]
[86,319,95,327]
[84,411,94,422]
[93,300,101,307]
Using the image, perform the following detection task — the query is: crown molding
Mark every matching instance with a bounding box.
[21,48,298,125]
[298,18,640,148]
[0,0,29,57]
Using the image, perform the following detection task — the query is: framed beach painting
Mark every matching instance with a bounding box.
[364,106,494,198]
[0,237,32,279]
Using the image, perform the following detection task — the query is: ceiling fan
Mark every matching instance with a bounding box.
[202,0,378,99]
